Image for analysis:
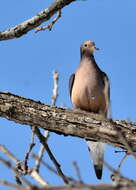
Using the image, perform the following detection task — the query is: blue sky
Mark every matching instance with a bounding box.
[0,0,136,189]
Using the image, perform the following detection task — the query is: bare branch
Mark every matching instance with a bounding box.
[51,71,59,106]
[34,130,49,173]
[0,149,136,190]
[0,92,136,151]
[0,157,32,187]
[4,182,136,190]
[39,183,136,190]
[0,180,27,190]
[32,154,77,183]
[28,169,48,186]
[35,71,59,172]
[34,127,69,184]
[117,154,128,170]
[103,161,129,184]
[24,126,36,174]
[118,131,136,160]
[0,145,19,163]
[0,0,76,41]
[35,10,61,33]
[72,162,83,184]
[0,145,48,186]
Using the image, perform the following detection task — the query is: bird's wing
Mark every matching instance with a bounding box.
[102,71,111,118]
[87,72,111,180]
[69,73,75,98]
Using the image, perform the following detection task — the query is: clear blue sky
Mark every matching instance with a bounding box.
[0,0,136,189]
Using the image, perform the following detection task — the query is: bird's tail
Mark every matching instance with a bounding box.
[87,141,105,180]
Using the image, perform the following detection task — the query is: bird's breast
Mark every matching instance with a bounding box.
[71,66,106,114]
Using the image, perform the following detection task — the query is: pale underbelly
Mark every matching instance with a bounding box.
[71,86,106,114]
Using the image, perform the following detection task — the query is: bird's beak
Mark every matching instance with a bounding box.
[94,46,100,50]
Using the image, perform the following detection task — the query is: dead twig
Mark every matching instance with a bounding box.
[0,157,32,186]
[32,153,77,183]
[73,161,83,184]
[35,10,61,33]
[117,154,128,170]
[35,130,49,173]
[35,71,59,173]
[51,71,59,106]
[0,180,27,190]
[0,145,24,185]
[0,0,76,41]
[0,145,19,163]
[0,145,48,186]
[118,130,136,160]
[15,126,36,185]
[24,126,36,174]
[115,149,129,170]
[103,160,135,184]
[28,169,48,186]
[34,127,69,184]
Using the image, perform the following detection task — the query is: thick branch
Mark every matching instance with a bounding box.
[1,181,136,190]
[35,182,136,190]
[0,0,76,41]
[0,92,136,151]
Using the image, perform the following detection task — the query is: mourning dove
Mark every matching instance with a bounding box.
[69,41,110,179]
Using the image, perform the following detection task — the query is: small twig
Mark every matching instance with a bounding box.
[28,169,48,186]
[35,71,59,173]
[117,154,128,169]
[24,126,36,174]
[16,163,48,186]
[32,154,77,183]
[0,157,32,187]
[73,161,83,184]
[118,130,136,160]
[114,149,129,170]
[35,130,49,173]
[103,160,122,177]
[51,71,59,106]
[115,150,127,153]
[34,127,69,184]
[103,160,134,184]
[0,180,27,190]
[0,145,19,164]
[35,10,61,33]
[33,153,58,175]
[15,126,36,184]
[0,145,24,185]
[0,145,48,186]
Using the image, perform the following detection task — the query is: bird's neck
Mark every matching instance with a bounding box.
[80,52,99,69]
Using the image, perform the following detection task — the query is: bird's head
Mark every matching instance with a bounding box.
[80,41,99,56]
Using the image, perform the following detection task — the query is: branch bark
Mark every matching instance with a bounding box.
[34,182,136,190]
[0,0,76,41]
[0,92,136,151]
[1,181,136,190]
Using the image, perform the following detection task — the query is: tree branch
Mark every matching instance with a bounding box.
[0,0,76,41]
[1,181,136,190]
[0,92,136,151]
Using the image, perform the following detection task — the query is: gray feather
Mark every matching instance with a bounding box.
[87,141,105,179]
[69,73,75,97]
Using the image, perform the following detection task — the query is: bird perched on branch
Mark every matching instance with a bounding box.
[69,41,110,179]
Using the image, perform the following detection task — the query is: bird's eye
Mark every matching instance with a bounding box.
[84,44,88,47]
